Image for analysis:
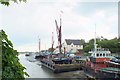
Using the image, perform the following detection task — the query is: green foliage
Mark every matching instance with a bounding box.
[83,53,91,56]
[84,44,94,52]
[83,37,120,53]
[80,39,85,45]
[99,38,120,53]
[0,0,26,6]
[0,1,9,6]
[0,30,29,79]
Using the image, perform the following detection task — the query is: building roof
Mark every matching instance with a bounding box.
[65,39,82,45]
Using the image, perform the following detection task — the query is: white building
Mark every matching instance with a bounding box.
[63,39,83,53]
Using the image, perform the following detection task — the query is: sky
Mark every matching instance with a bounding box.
[0,0,119,52]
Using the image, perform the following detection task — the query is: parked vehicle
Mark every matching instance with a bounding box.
[110,58,120,63]
[114,56,120,59]
[107,56,116,60]
[74,55,81,59]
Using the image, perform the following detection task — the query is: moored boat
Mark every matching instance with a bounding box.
[83,47,120,79]
[82,37,120,79]
[41,14,81,73]
[25,53,30,56]
[41,57,81,73]
[82,25,120,79]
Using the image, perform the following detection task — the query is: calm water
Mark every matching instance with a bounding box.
[18,53,87,78]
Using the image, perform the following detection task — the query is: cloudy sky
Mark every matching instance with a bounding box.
[0,0,119,52]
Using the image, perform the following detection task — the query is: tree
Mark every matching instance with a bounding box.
[0,0,26,6]
[80,39,85,47]
[1,30,29,79]
[0,0,29,79]
[83,37,120,53]
[83,44,94,52]
[99,38,120,53]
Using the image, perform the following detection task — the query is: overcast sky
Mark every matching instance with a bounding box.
[0,0,119,52]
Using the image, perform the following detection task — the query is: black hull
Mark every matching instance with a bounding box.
[35,55,45,59]
[41,60,81,73]
[25,54,30,56]
[83,67,120,79]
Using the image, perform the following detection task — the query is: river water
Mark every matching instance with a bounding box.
[18,53,87,79]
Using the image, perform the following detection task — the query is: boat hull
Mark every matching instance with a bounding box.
[41,60,81,73]
[83,67,120,79]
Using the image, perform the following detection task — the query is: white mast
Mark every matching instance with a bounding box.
[94,24,97,54]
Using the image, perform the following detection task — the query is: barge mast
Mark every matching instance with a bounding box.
[55,15,62,54]
[39,38,40,53]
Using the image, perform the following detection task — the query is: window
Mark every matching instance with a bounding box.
[100,54,102,56]
[97,54,99,57]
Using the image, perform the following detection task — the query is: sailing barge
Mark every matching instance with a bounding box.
[40,14,81,73]
[41,57,80,73]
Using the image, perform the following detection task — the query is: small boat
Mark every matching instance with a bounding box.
[83,47,120,79]
[82,26,120,79]
[35,52,46,59]
[25,53,30,56]
[34,39,47,59]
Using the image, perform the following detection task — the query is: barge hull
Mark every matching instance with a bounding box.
[41,60,80,73]
[83,67,120,79]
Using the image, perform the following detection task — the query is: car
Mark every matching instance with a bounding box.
[114,56,120,59]
[74,55,81,59]
[67,54,75,58]
[107,56,116,60]
[110,58,120,63]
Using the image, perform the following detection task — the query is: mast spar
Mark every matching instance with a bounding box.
[55,16,62,54]
[51,32,54,54]
[94,24,97,53]
[39,38,40,53]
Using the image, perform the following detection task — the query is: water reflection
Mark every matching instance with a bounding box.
[18,53,87,78]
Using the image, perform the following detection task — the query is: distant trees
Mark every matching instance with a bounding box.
[99,38,120,53]
[83,37,120,54]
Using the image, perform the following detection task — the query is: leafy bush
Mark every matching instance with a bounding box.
[0,30,29,79]
[0,0,26,6]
